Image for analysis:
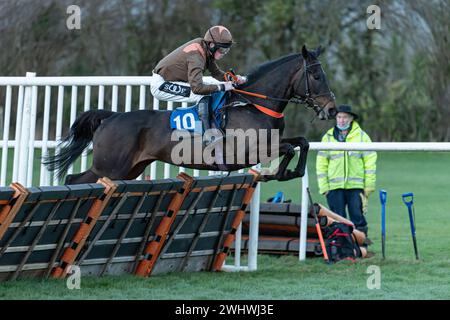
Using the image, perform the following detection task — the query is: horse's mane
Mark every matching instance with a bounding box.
[241,53,301,87]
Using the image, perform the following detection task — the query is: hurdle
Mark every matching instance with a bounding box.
[0,182,106,281]
[0,172,259,281]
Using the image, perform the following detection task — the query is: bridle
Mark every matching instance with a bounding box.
[292,58,336,117]
[228,57,335,118]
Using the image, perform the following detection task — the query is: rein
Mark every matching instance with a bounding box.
[224,59,334,119]
[224,71,287,118]
[225,71,292,103]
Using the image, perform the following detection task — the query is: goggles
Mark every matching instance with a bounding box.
[217,47,230,55]
[215,43,231,55]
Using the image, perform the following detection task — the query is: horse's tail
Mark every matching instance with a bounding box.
[43,110,115,179]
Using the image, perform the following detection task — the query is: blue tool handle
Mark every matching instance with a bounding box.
[403,192,416,236]
[407,205,416,236]
[379,190,387,205]
[402,192,414,206]
[379,190,387,236]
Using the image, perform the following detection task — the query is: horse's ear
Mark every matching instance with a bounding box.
[301,45,309,60]
[316,45,324,57]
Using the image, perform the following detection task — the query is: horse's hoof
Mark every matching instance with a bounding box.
[258,174,274,182]
[276,170,299,181]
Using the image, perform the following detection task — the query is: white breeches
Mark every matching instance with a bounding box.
[150,73,222,104]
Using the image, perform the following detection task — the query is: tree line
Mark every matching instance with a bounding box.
[1,0,449,141]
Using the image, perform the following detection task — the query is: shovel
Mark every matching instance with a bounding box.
[379,190,387,259]
[402,192,420,260]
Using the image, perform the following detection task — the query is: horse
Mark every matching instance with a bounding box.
[44,45,336,184]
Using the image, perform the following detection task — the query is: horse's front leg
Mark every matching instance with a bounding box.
[259,142,296,182]
[281,136,309,177]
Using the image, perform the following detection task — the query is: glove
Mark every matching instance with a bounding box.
[364,188,374,197]
[219,81,235,91]
[359,192,368,214]
[236,75,248,84]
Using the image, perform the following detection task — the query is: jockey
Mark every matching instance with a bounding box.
[151,25,247,134]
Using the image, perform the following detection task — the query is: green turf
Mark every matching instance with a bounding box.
[1,151,450,299]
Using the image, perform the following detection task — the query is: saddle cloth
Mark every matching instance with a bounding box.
[169,91,228,133]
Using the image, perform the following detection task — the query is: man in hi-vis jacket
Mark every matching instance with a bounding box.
[316,105,377,236]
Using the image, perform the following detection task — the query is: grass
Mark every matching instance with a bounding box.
[1,151,450,299]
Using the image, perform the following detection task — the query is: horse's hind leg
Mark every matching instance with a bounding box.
[65,169,100,185]
[124,160,155,180]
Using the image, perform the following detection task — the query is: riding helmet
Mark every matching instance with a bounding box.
[204,26,233,46]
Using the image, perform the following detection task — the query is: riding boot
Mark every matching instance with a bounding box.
[198,96,213,145]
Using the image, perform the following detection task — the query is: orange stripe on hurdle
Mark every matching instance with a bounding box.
[52,177,116,278]
[135,173,194,277]
[0,183,29,241]
[212,170,260,271]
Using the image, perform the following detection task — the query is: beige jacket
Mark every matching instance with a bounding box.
[154,38,226,95]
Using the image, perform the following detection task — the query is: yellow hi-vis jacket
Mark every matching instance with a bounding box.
[316,121,377,195]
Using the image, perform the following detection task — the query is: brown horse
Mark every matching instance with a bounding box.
[44,45,336,184]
